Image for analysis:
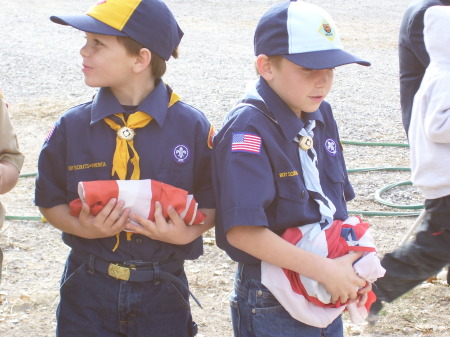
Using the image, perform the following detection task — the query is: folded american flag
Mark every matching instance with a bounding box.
[261,216,385,328]
[69,179,205,225]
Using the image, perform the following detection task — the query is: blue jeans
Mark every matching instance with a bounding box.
[56,250,197,337]
[230,264,343,337]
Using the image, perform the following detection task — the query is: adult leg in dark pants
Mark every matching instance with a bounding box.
[368,195,450,323]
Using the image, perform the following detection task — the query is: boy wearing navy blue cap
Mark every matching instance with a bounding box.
[35,0,215,336]
[212,1,372,336]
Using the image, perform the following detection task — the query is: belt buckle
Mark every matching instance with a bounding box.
[108,263,131,281]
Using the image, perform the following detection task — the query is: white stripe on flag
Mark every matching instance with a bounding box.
[117,179,152,219]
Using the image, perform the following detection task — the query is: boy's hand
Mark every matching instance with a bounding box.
[319,252,367,305]
[355,280,372,307]
[125,201,197,245]
[78,198,129,239]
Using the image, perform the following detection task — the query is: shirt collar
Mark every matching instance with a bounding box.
[90,80,169,126]
[256,77,325,141]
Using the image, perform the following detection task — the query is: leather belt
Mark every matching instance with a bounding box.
[93,257,183,282]
[71,250,202,308]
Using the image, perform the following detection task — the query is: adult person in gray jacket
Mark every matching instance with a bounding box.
[369,5,450,324]
[399,0,450,134]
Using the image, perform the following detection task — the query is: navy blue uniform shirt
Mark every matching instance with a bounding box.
[35,80,214,262]
[212,78,354,264]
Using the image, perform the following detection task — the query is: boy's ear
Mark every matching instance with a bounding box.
[133,48,152,73]
[256,54,274,81]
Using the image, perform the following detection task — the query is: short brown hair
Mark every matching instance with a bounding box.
[255,55,284,75]
[116,36,179,79]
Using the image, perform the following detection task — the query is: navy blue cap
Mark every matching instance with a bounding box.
[254,1,370,69]
[50,0,183,60]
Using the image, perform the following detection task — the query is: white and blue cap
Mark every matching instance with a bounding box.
[254,0,370,69]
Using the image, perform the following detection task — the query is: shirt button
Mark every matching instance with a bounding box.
[301,190,306,198]
[257,290,263,296]
[252,309,256,314]
[135,237,143,245]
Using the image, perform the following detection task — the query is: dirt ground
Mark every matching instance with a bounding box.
[0,0,449,336]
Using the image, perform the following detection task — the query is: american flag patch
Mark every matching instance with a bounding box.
[231,132,261,154]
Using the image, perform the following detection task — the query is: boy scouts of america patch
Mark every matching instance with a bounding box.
[318,20,335,42]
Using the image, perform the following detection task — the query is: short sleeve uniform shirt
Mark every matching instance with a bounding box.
[35,81,214,262]
[212,78,354,264]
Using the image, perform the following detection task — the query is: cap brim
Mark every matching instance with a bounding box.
[50,15,126,37]
[284,49,370,69]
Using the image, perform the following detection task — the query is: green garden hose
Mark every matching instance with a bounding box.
[6,140,422,220]
[344,140,423,217]
[4,172,43,221]
[342,140,409,148]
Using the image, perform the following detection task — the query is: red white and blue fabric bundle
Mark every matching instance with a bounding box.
[69,179,205,225]
[261,216,385,328]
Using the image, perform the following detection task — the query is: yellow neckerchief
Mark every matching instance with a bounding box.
[103,91,180,180]
[104,111,152,180]
[103,91,180,251]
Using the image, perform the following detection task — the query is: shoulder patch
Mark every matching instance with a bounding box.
[45,124,56,142]
[231,132,261,154]
[207,124,215,149]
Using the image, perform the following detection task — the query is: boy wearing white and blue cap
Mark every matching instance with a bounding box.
[212,1,372,335]
[35,0,215,336]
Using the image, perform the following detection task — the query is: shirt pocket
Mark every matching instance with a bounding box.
[277,175,309,202]
[323,165,346,209]
[66,166,110,202]
[273,176,309,230]
[156,167,193,193]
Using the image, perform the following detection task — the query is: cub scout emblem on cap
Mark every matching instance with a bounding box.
[325,138,337,156]
[173,145,190,164]
[318,20,335,42]
[117,126,135,141]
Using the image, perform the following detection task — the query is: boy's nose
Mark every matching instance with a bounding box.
[315,70,332,87]
[80,44,89,57]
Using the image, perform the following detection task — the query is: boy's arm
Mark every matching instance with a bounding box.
[39,198,129,239]
[0,161,20,194]
[0,96,24,194]
[126,201,215,245]
[227,225,366,305]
